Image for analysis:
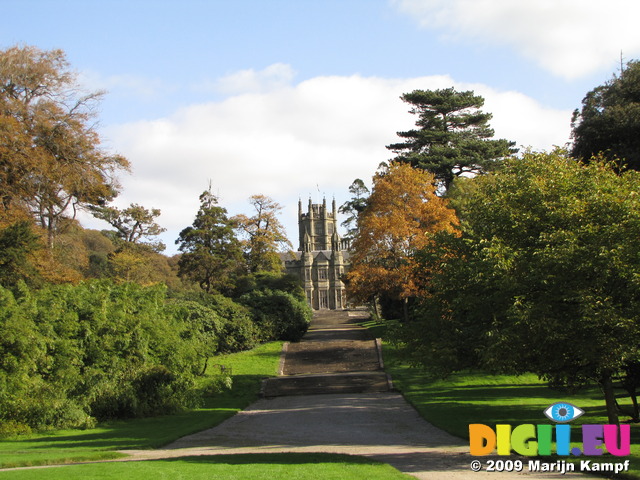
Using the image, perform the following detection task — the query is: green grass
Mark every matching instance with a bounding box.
[356,319,386,339]
[0,453,412,479]
[0,341,284,469]
[383,342,640,478]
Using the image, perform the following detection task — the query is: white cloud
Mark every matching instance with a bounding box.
[393,0,640,79]
[95,65,571,254]
[198,63,297,95]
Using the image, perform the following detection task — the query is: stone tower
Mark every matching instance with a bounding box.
[282,198,349,310]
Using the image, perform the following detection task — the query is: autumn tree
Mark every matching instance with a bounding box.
[0,45,130,247]
[387,88,516,191]
[176,188,245,294]
[232,195,291,274]
[571,60,640,170]
[347,162,459,321]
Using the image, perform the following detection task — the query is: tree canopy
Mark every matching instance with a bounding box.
[176,188,245,294]
[91,203,166,252]
[346,162,458,319]
[387,88,516,191]
[571,60,640,170]
[0,45,130,247]
[338,178,370,242]
[232,195,291,274]
[401,149,640,423]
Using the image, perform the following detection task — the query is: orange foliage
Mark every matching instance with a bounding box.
[347,162,459,305]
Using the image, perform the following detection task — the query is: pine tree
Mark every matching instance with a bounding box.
[387,88,516,191]
[176,189,245,294]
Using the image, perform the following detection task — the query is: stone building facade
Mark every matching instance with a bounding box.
[282,198,350,310]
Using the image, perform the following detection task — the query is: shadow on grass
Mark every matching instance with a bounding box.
[155,453,384,466]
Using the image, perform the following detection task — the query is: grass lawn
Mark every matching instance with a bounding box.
[0,453,412,479]
[0,341,284,469]
[383,342,640,478]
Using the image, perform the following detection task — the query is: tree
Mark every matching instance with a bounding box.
[0,220,42,288]
[387,88,516,191]
[91,203,166,252]
[404,149,640,424]
[346,162,459,321]
[0,45,130,247]
[176,188,245,294]
[338,178,370,242]
[571,60,640,170]
[231,194,291,274]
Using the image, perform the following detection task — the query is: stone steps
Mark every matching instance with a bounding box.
[260,309,393,397]
[261,371,393,397]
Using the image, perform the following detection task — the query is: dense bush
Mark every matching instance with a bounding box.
[0,270,312,435]
[168,292,261,353]
[240,289,312,342]
[0,281,201,432]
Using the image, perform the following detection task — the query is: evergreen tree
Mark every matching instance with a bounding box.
[571,60,640,170]
[338,178,370,242]
[176,189,245,294]
[387,88,516,191]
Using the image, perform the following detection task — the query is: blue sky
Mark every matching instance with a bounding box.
[3,0,638,253]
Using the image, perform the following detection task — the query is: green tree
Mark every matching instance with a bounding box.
[571,60,640,170]
[0,45,130,248]
[232,194,291,274]
[405,149,640,424]
[90,203,166,252]
[176,188,245,294]
[338,178,369,242]
[0,221,42,288]
[387,88,516,191]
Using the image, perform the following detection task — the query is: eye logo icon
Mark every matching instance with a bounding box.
[543,402,584,423]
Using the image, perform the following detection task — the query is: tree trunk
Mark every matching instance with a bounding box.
[601,372,620,425]
[372,295,380,320]
[629,387,639,422]
[200,356,209,376]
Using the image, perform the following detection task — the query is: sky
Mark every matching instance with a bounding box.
[3,0,640,255]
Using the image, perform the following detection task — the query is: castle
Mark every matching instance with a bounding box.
[282,198,350,310]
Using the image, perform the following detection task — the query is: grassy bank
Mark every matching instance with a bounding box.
[0,453,412,480]
[0,341,284,469]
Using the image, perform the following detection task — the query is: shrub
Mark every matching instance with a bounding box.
[240,289,312,342]
[0,280,204,431]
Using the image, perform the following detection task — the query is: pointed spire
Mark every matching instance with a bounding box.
[331,228,340,251]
